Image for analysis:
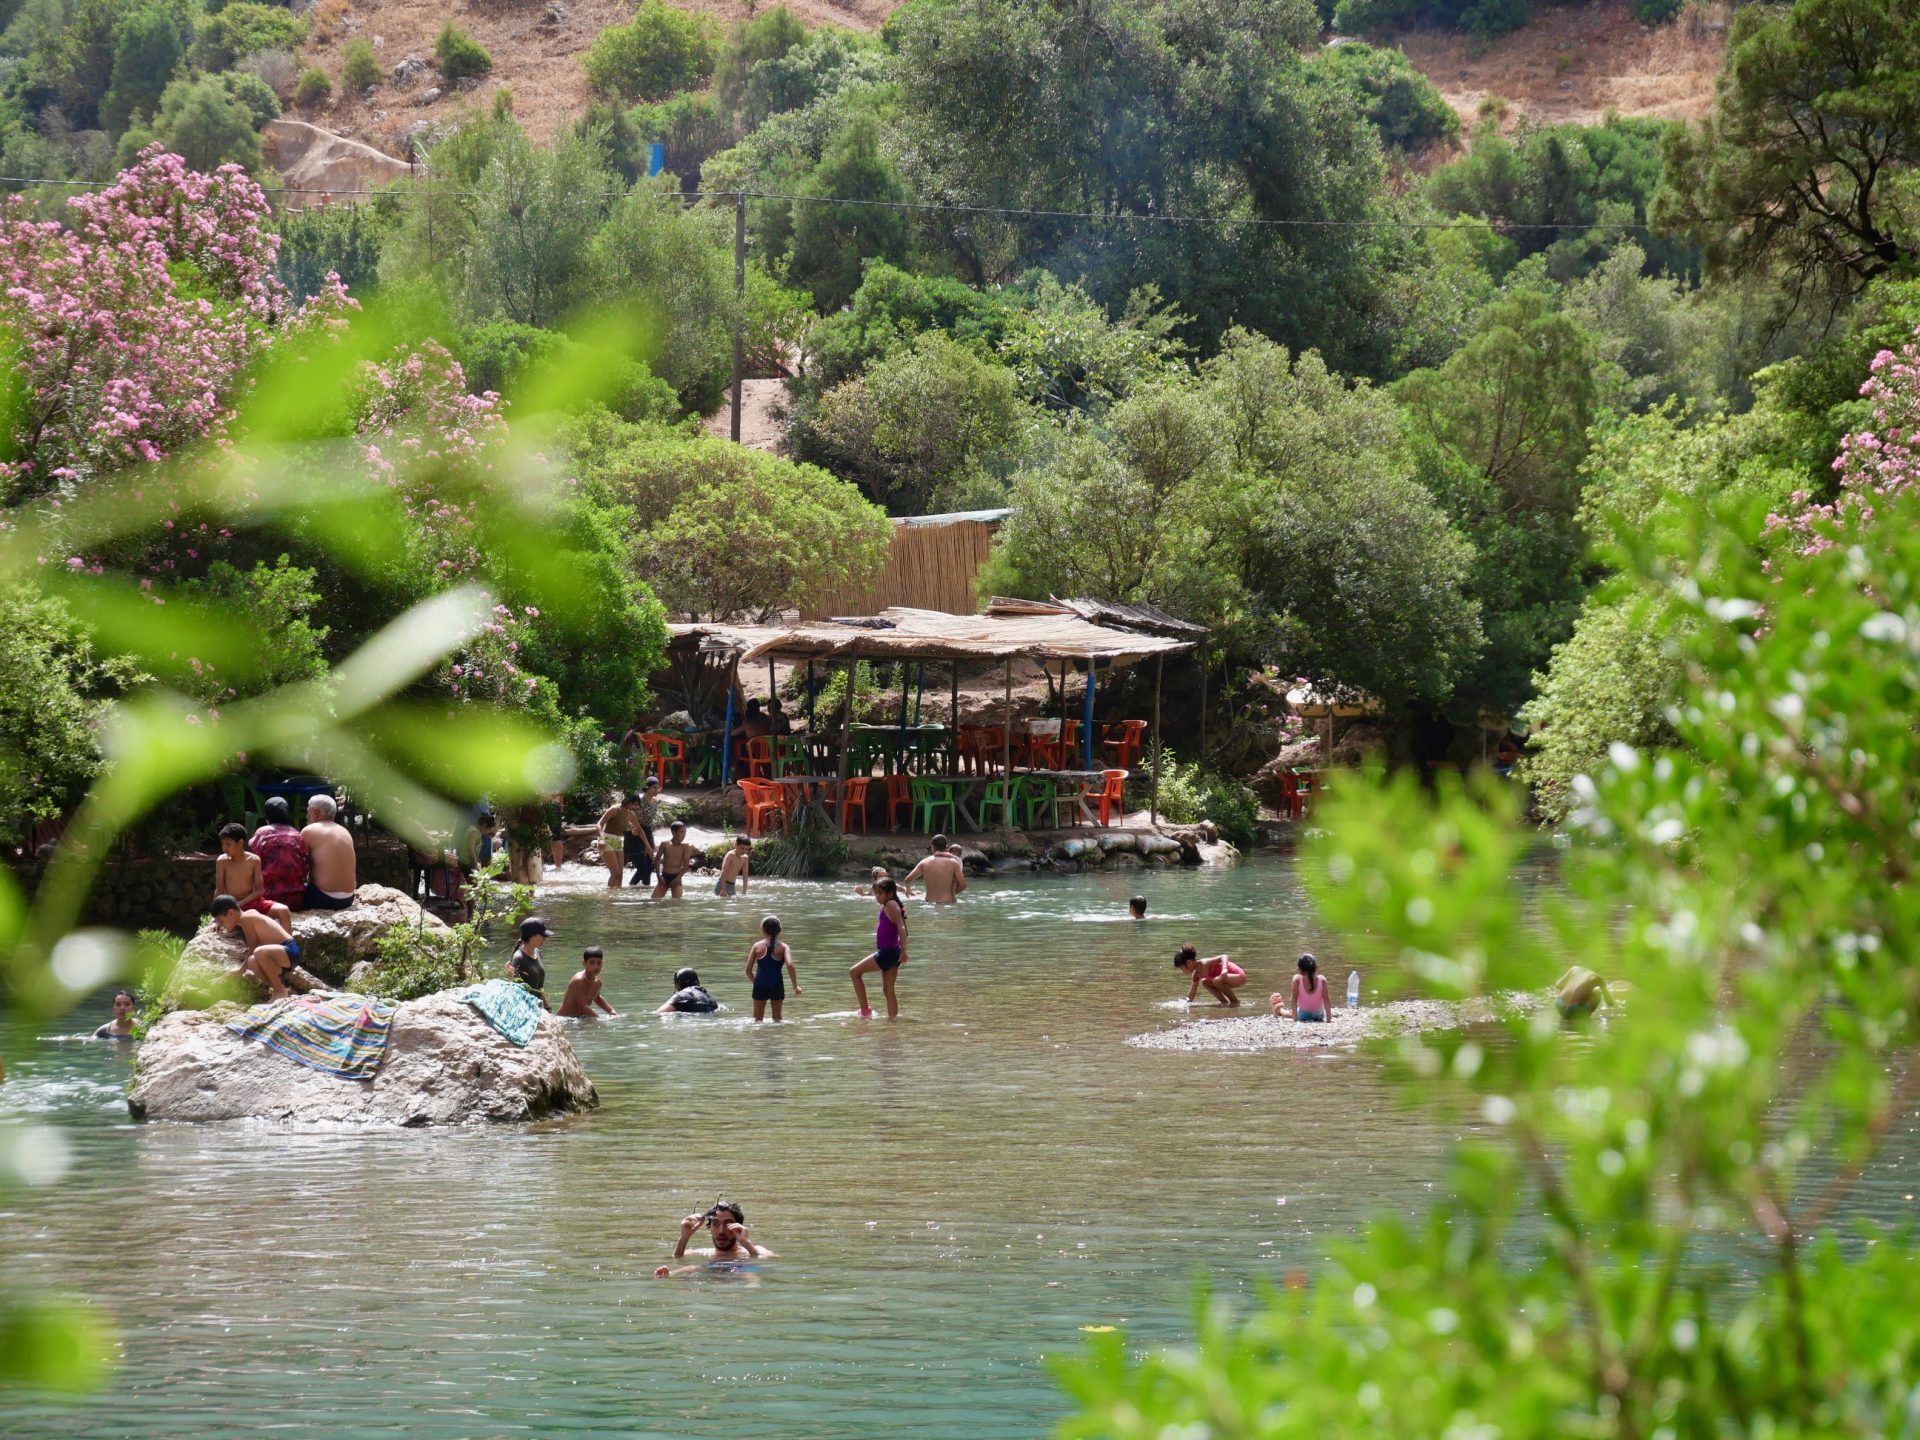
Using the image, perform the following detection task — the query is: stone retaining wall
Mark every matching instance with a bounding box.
[6,840,415,936]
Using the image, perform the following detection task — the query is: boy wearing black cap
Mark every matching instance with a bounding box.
[508,918,551,1006]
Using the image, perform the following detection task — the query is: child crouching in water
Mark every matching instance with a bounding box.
[747,915,800,1022]
[1174,942,1246,1006]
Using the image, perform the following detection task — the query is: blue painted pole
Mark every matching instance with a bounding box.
[721,677,735,788]
[1083,657,1097,770]
[897,665,909,768]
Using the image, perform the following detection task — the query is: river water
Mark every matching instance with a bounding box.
[2,854,1911,1437]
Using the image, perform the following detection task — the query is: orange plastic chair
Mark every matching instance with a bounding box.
[642,733,687,786]
[742,736,776,780]
[883,773,913,830]
[1102,720,1148,771]
[973,726,1008,772]
[739,780,784,836]
[832,777,871,834]
[1090,768,1127,826]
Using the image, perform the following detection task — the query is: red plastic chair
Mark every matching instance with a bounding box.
[742,736,777,780]
[883,773,913,830]
[831,777,871,834]
[1102,720,1148,771]
[641,733,687,786]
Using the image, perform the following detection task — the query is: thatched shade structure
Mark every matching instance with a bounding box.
[671,605,1201,821]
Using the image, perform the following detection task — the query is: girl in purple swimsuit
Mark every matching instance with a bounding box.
[848,877,908,1019]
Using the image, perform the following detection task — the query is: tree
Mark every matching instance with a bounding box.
[809,332,1027,513]
[1395,289,1599,514]
[122,76,265,173]
[1306,40,1459,152]
[788,113,911,312]
[433,22,493,82]
[582,0,717,102]
[341,37,381,95]
[627,436,891,620]
[463,128,613,328]
[191,1,306,71]
[101,1,192,135]
[0,591,131,846]
[1653,0,1920,303]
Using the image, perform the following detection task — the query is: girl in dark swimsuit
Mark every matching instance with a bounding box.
[747,915,800,1022]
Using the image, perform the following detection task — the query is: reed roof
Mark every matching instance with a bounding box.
[669,605,1200,667]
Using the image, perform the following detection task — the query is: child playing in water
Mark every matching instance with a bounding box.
[854,866,912,898]
[747,915,800,1022]
[652,821,697,900]
[849,877,907,1019]
[657,967,720,1014]
[211,895,304,1000]
[715,836,752,897]
[1555,966,1613,1019]
[1272,953,1329,1021]
[1174,942,1246,1006]
[558,947,617,1018]
[214,824,292,930]
[1129,896,1147,920]
[93,987,137,1040]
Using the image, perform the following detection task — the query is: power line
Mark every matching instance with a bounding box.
[0,173,1658,235]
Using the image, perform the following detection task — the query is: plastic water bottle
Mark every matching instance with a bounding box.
[1346,970,1360,1010]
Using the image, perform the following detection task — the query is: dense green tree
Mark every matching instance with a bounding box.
[888,0,1399,370]
[119,75,264,173]
[100,1,191,135]
[0,591,131,846]
[433,22,492,82]
[1395,289,1600,514]
[464,128,613,328]
[582,0,717,102]
[191,1,306,71]
[275,200,399,303]
[1654,0,1920,303]
[713,3,805,115]
[1306,40,1459,152]
[788,112,911,311]
[810,331,1027,513]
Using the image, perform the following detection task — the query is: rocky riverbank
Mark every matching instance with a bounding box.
[1128,993,1545,1053]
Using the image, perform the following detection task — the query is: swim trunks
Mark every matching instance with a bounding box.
[660,871,685,887]
[242,897,277,914]
[715,878,735,897]
[602,833,624,855]
[874,946,902,972]
[283,938,303,964]
[301,882,355,911]
[1297,1009,1325,1022]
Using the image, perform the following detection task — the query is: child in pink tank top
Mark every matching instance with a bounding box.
[1173,941,1248,1006]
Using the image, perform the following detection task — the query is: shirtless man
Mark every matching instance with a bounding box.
[596,793,642,890]
[654,1200,776,1276]
[651,821,697,900]
[902,835,967,903]
[557,947,617,1018]
[714,835,752,897]
[212,894,306,1000]
[214,823,292,929]
[301,794,357,911]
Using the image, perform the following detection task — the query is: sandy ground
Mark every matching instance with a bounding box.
[704,378,788,452]
[1129,992,1546,1053]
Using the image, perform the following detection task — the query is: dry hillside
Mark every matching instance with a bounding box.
[294,0,1722,166]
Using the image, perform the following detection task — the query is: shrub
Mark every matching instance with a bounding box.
[1311,41,1459,151]
[193,2,307,71]
[582,0,718,102]
[215,70,282,127]
[294,67,331,108]
[434,22,493,81]
[341,37,381,94]
[1631,0,1682,21]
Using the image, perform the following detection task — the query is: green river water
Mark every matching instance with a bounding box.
[2,854,1913,1438]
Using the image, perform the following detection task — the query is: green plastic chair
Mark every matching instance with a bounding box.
[979,777,1018,829]
[691,742,723,785]
[775,736,808,778]
[1017,777,1057,829]
[910,777,957,834]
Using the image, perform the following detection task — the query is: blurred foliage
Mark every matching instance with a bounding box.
[364,859,532,1000]
[1057,447,1920,1440]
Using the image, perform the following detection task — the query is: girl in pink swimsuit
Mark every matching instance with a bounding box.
[849,878,908,1019]
[1174,941,1247,1006]
[1273,952,1329,1021]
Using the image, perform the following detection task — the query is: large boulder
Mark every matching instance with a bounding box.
[261,119,409,209]
[128,991,597,1125]
[163,884,451,1010]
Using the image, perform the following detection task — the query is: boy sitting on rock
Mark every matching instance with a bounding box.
[212,894,310,1000]
[214,823,292,930]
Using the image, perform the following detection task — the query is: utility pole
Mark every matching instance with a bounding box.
[731,191,746,443]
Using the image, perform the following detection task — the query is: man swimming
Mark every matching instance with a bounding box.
[654,1200,776,1275]
[902,835,967,903]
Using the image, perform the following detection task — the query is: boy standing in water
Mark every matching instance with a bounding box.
[215,824,292,929]
[1128,896,1147,920]
[211,895,304,1000]
[652,821,698,900]
[715,836,752,897]
[849,877,908,1019]
[747,915,800,1022]
[1174,942,1247,1006]
[558,947,617,1018]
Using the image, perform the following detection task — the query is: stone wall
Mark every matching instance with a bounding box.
[7,838,415,936]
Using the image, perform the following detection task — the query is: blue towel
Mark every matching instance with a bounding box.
[458,978,543,1047]
[226,992,396,1080]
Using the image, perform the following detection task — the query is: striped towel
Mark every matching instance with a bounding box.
[226,992,396,1081]
[458,978,544,1047]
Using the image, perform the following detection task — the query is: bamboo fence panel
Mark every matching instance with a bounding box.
[801,517,1000,620]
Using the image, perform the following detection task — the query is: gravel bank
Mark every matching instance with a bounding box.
[1127,994,1541,1053]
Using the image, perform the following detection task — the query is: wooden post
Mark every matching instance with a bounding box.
[949,663,960,777]
[1198,652,1208,765]
[836,654,855,788]
[1150,652,1164,825]
[1000,659,1014,787]
[730,191,746,443]
[806,659,816,732]
[767,657,776,706]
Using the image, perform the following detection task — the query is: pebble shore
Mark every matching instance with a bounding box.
[1127,993,1542,1053]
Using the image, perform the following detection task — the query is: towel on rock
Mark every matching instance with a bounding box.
[225,991,396,1080]
[457,978,544,1047]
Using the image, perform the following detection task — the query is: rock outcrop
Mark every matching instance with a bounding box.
[128,991,597,1125]
[262,118,409,207]
[163,884,451,1010]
